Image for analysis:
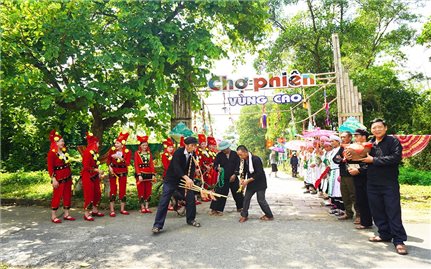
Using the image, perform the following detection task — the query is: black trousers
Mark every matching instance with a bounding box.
[241,189,273,218]
[153,181,196,229]
[210,178,244,212]
[367,183,407,245]
[291,164,298,176]
[353,176,372,226]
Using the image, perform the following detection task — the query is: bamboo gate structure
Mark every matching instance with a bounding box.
[171,33,363,131]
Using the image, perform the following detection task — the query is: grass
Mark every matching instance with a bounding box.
[0,171,164,210]
[2,168,431,213]
[400,184,431,211]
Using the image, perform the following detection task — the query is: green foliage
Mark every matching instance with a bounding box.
[410,89,431,134]
[350,64,419,133]
[237,105,269,164]
[403,145,431,172]
[0,168,164,208]
[417,16,431,47]
[0,171,53,200]
[253,0,420,137]
[1,0,270,172]
[399,165,431,186]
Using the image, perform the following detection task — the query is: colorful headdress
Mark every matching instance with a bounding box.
[116,131,129,145]
[86,132,99,151]
[137,135,149,144]
[49,129,63,152]
[207,136,217,146]
[163,138,174,148]
[198,134,206,144]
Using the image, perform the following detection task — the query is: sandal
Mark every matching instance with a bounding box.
[91,212,105,217]
[63,215,76,221]
[120,210,130,215]
[187,220,201,227]
[152,227,162,234]
[259,215,274,221]
[209,210,223,216]
[355,225,372,230]
[83,215,94,221]
[51,217,62,224]
[109,211,116,217]
[239,216,248,223]
[369,236,391,242]
[395,244,408,255]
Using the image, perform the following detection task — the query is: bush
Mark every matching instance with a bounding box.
[399,166,431,186]
[403,145,431,171]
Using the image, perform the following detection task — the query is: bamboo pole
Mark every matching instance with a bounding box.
[332,34,343,126]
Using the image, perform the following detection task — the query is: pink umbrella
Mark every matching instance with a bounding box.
[285,140,307,151]
[269,146,285,153]
[302,128,335,138]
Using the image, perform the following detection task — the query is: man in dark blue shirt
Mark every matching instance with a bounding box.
[361,118,408,255]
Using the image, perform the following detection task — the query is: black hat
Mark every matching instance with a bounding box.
[353,128,369,137]
[184,136,198,145]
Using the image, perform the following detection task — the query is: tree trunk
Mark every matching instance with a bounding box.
[171,89,192,129]
[91,116,105,145]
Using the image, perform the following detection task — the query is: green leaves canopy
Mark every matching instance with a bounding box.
[1,0,270,171]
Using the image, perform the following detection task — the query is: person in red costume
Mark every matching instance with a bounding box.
[206,136,218,187]
[107,131,132,217]
[161,138,175,211]
[81,132,104,221]
[195,134,212,202]
[135,135,156,213]
[47,130,75,223]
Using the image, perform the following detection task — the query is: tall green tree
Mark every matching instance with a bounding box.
[254,0,419,135]
[237,105,269,164]
[417,16,431,47]
[1,0,270,171]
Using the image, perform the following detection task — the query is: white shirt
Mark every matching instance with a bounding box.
[184,148,192,163]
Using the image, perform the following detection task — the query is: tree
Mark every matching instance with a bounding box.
[1,0,270,171]
[253,0,419,135]
[237,105,269,164]
[417,16,431,47]
[1,0,270,139]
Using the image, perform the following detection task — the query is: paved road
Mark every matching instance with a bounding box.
[1,171,430,268]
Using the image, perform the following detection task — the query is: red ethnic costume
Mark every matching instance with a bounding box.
[81,132,104,220]
[206,136,218,188]
[135,135,156,213]
[161,137,175,211]
[161,138,175,179]
[195,134,211,202]
[107,131,132,216]
[47,130,74,223]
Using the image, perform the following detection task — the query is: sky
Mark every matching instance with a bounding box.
[204,2,431,139]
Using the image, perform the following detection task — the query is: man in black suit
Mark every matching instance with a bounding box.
[152,137,200,233]
[236,145,274,223]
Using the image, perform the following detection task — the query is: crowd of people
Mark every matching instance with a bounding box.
[294,118,408,255]
[46,118,408,255]
[47,130,273,225]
